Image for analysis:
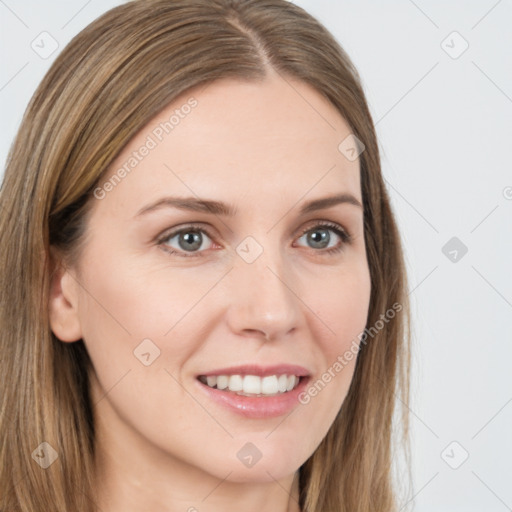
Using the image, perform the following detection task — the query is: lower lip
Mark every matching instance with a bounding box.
[195,377,310,419]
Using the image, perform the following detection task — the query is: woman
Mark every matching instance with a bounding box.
[0,0,411,510]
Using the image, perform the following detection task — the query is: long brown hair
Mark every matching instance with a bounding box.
[0,1,411,510]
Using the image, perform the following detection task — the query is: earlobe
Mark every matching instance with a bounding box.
[48,251,83,343]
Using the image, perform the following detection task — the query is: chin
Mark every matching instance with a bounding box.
[206,445,304,484]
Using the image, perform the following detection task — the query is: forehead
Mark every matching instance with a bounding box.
[94,74,362,219]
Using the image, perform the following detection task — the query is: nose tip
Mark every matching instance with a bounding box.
[225,255,301,342]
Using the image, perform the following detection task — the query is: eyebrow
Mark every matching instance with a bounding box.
[135,192,362,218]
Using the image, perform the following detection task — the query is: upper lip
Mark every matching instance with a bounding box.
[198,364,311,378]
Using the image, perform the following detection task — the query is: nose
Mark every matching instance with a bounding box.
[225,245,302,342]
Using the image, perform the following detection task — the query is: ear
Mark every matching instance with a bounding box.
[48,248,83,343]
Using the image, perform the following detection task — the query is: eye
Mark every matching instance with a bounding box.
[295,221,351,254]
[158,225,215,257]
[157,221,352,258]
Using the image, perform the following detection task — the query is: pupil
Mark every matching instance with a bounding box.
[180,231,202,251]
[309,229,329,248]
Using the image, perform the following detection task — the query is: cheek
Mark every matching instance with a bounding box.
[74,258,186,394]
[75,254,231,408]
[77,252,222,342]
[289,259,371,446]
[310,260,372,358]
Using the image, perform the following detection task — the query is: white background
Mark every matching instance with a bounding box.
[1,1,511,510]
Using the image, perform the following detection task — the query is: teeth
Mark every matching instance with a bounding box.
[243,375,261,394]
[261,375,278,394]
[199,374,301,396]
[228,375,243,392]
[217,375,228,390]
[278,374,288,392]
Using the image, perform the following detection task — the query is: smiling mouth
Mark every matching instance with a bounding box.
[197,374,304,397]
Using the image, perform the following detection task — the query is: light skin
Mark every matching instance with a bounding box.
[49,70,371,512]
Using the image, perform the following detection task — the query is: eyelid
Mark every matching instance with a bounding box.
[156,223,218,254]
[296,219,352,243]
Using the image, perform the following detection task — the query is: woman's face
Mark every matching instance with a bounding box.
[51,73,371,487]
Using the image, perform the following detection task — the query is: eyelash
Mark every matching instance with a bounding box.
[157,221,352,258]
